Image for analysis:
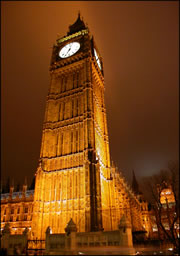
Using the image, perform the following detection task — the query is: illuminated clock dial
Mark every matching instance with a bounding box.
[94,48,101,70]
[59,42,80,58]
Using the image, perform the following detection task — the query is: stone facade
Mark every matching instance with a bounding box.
[31,14,149,240]
[1,14,152,250]
[1,185,33,235]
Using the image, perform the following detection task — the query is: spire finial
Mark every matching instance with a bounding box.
[24,176,27,185]
[11,178,14,187]
[78,10,81,19]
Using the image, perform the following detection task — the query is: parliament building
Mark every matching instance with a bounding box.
[1,14,152,252]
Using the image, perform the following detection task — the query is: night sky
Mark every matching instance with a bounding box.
[1,1,179,188]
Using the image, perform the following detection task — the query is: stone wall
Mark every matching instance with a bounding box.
[1,223,28,255]
[45,217,135,255]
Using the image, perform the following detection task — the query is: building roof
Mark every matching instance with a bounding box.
[67,13,87,36]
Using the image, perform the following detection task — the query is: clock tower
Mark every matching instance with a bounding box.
[31,14,112,239]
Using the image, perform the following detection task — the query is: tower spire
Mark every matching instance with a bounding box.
[132,169,140,195]
[67,12,87,36]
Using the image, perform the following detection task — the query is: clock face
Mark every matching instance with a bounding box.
[94,48,101,70]
[59,42,80,58]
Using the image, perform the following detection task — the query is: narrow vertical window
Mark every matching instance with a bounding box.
[79,97,81,115]
[76,98,79,116]
[71,100,74,118]
[59,103,61,121]
[74,99,76,117]
[70,174,72,198]
[62,102,65,120]
[75,172,78,198]
[61,133,63,156]
[56,132,58,156]
[71,131,73,153]
[76,130,78,152]
[59,180,61,200]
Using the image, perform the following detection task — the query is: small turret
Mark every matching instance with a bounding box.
[22,177,27,194]
[10,186,14,195]
[9,179,14,195]
[65,218,77,234]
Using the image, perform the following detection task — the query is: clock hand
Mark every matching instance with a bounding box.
[64,47,71,57]
[67,47,71,54]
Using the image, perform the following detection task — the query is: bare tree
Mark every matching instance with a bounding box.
[140,161,179,251]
